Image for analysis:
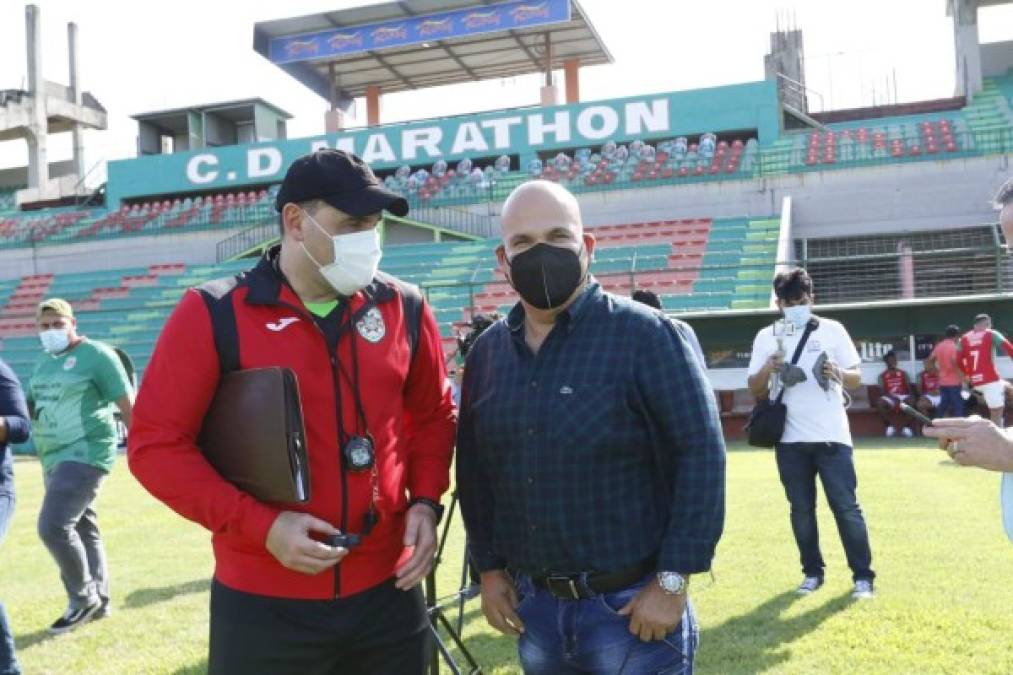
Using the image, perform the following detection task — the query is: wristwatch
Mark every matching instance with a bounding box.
[409,497,445,524]
[657,571,688,595]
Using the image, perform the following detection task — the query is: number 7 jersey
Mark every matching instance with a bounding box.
[958,329,1013,386]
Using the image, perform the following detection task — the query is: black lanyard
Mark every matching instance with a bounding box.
[333,316,370,447]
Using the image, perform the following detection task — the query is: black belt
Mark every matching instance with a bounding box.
[530,558,655,601]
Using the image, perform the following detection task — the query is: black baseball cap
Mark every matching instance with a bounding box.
[275,149,408,217]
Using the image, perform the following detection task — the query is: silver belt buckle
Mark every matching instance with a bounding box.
[547,575,580,600]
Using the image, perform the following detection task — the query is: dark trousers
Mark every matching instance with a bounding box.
[938,386,964,418]
[208,578,430,675]
[775,443,875,582]
[0,487,20,675]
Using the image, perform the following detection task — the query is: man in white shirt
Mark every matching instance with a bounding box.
[747,268,876,599]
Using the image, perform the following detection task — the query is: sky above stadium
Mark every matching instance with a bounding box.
[1,0,1012,179]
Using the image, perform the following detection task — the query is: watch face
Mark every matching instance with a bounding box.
[344,436,375,471]
[351,446,370,466]
[658,572,685,594]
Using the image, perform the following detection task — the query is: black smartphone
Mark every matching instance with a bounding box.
[899,402,932,427]
[324,533,361,549]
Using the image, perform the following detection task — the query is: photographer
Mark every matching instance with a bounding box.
[747,268,875,599]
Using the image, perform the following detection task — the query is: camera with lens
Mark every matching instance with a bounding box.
[457,313,499,359]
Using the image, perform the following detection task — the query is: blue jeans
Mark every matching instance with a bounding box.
[938,386,963,418]
[514,574,698,674]
[0,481,20,675]
[775,443,875,582]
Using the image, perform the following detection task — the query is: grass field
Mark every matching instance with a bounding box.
[2,441,1012,674]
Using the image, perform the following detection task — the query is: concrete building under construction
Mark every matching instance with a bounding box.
[0,4,107,209]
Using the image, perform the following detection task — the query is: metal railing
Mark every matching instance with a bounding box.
[776,72,825,114]
[404,206,497,238]
[387,129,1013,213]
[216,219,279,262]
[800,228,1010,304]
[2,126,1011,253]
[213,206,498,262]
[3,241,1006,347]
[759,128,1013,176]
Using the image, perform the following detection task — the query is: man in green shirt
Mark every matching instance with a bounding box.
[27,299,133,634]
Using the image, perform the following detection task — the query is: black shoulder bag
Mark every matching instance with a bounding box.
[744,318,818,448]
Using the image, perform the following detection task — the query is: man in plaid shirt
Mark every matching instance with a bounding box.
[457,180,726,674]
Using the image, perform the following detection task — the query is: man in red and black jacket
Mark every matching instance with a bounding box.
[128,150,456,674]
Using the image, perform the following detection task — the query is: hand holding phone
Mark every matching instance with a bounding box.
[899,401,932,427]
[324,533,361,549]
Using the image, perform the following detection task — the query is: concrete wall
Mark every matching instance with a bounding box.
[981,40,1013,78]
[254,106,287,142]
[203,113,236,147]
[473,153,1011,241]
[0,226,241,281]
[137,122,161,156]
[0,160,78,189]
[1,153,1009,280]
[385,221,437,246]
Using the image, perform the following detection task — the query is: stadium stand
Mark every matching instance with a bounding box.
[0,187,280,249]
[1,71,1012,250]
[0,187,20,212]
[0,214,782,388]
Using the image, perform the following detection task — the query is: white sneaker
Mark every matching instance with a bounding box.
[797,576,824,594]
[852,580,874,600]
[885,426,896,438]
[901,427,914,438]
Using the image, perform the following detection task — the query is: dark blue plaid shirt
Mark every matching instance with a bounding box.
[456,282,725,576]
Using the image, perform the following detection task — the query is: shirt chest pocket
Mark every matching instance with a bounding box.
[548,380,624,452]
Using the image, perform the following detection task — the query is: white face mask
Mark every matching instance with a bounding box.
[39,328,70,354]
[782,303,812,329]
[300,210,382,296]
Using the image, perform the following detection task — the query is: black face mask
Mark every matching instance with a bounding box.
[506,243,585,310]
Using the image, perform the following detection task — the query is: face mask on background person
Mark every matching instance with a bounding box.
[783,303,812,329]
[39,328,70,354]
[301,209,382,296]
[506,242,586,310]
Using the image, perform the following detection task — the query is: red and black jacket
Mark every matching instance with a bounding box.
[128,246,456,599]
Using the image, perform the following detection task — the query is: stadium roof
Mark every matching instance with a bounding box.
[252,0,612,107]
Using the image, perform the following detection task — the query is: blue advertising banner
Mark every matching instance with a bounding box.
[269,0,571,65]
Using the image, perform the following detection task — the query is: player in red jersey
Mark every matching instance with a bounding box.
[876,350,917,437]
[958,314,1013,425]
[915,361,942,432]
